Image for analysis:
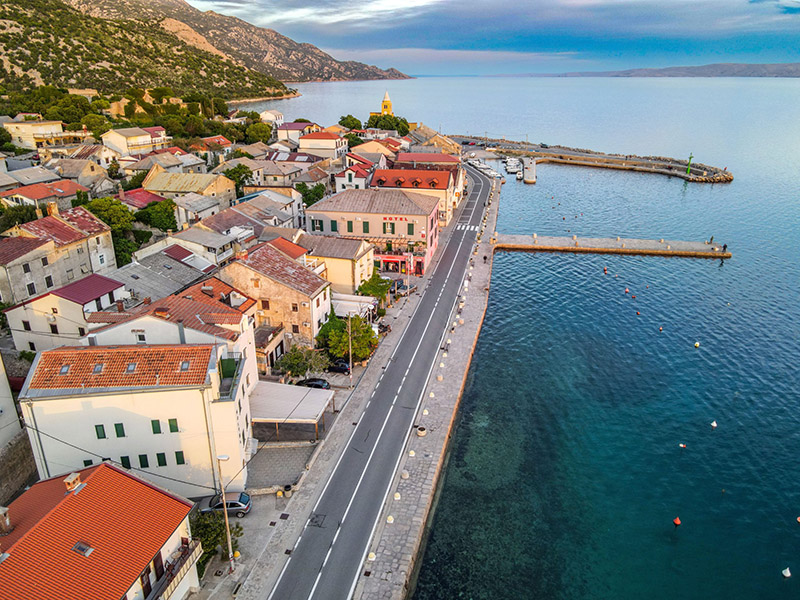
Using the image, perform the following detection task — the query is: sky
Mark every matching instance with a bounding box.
[185,0,800,76]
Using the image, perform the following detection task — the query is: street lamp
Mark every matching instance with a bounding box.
[216,454,236,574]
[347,313,353,389]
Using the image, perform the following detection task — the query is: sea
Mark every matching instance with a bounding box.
[244,77,800,599]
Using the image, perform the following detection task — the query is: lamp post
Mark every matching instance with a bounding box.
[216,454,236,574]
[347,313,353,389]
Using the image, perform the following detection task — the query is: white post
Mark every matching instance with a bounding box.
[216,455,235,574]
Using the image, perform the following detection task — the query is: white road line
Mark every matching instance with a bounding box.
[308,571,323,599]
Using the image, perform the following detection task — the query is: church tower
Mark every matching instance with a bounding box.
[380,91,393,116]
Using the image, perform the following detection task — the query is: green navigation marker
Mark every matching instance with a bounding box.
[686,153,693,175]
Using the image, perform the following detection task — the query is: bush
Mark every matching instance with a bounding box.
[19,350,36,363]
[135,199,177,231]
[190,511,243,578]
[132,229,152,245]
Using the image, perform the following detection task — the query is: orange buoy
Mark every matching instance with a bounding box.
[679,443,687,449]
[673,517,681,527]
[659,327,663,332]
[625,288,629,294]
[796,516,800,524]
[646,285,649,288]
[636,311,640,315]
[632,295,636,299]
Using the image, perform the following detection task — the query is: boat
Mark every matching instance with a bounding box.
[516,171,523,180]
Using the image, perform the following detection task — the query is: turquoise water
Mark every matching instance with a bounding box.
[247,78,800,598]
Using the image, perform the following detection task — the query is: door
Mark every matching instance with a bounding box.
[153,550,164,580]
[140,567,152,597]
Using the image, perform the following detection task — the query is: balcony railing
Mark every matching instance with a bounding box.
[216,247,234,262]
[148,539,202,600]
[218,352,244,401]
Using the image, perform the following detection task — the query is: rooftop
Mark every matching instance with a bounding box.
[0,236,49,265]
[103,127,151,139]
[308,188,439,216]
[297,233,370,260]
[0,463,192,600]
[278,122,318,131]
[174,227,233,250]
[117,187,164,210]
[236,243,328,298]
[396,152,461,164]
[7,166,59,186]
[201,135,232,147]
[300,131,342,141]
[0,180,89,201]
[372,169,452,190]
[266,236,307,260]
[144,172,227,194]
[54,273,122,305]
[173,192,218,213]
[108,253,206,302]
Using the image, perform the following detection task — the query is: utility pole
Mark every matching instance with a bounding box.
[216,455,236,574]
[347,313,353,389]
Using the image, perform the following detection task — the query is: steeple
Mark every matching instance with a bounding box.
[383,91,390,102]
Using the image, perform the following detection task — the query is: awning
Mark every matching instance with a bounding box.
[332,292,377,318]
[249,381,333,424]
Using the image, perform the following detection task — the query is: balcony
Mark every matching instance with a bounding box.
[218,352,244,401]
[216,247,234,263]
[148,539,202,600]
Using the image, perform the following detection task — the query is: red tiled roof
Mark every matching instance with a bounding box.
[0,463,192,600]
[27,345,215,390]
[237,243,328,298]
[117,187,165,209]
[0,236,49,265]
[18,217,85,246]
[153,146,187,156]
[279,122,318,130]
[53,274,123,305]
[372,169,452,190]
[142,126,166,139]
[267,237,307,260]
[163,244,194,261]
[59,206,110,236]
[300,131,341,140]
[347,152,374,166]
[395,152,460,163]
[179,277,256,314]
[336,165,369,179]
[202,135,232,147]
[0,180,88,201]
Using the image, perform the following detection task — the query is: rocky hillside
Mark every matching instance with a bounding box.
[0,0,288,98]
[558,62,800,78]
[61,0,409,82]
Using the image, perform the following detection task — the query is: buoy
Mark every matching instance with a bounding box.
[646,285,649,288]
[636,312,640,315]
[603,267,608,274]
[783,567,791,578]
[711,420,718,429]
[631,295,636,299]
[659,327,663,332]
[695,342,700,348]
[625,288,629,294]
[673,517,681,527]
[679,443,686,449]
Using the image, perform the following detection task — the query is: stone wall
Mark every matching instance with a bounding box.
[0,430,37,504]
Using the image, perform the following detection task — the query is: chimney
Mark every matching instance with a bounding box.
[177,319,186,344]
[64,472,81,492]
[46,201,59,217]
[154,307,169,318]
[116,300,124,312]
[118,184,125,201]
[201,286,214,297]
[0,507,12,536]
[235,250,248,261]
[35,207,43,219]
[167,229,173,237]
[142,297,151,305]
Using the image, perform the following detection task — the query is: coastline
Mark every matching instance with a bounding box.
[228,91,302,104]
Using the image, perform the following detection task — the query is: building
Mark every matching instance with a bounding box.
[108,249,211,305]
[0,205,116,305]
[197,193,294,247]
[135,228,236,267]
[143,165,235,209]
[0,357,20,449]
[2,120,91,150]
[335,164,371,192]
[218,243,331,346]
[0,462,202,600]
[4,274,127,352]
[305,189,439,276]
[236,141,272,159]
[406,123,460,155]
[347,152,387,170]
[262,151,322,172]
[43,158,115,196]
[371,168,456,226]
[394,152,462,169]
[324,124,350,136]
[0,180,90,211]
[370,91,394,118]
[126,152,185,175]
[101,127,172,157]
[6,166,60,186]
[116,187,166,212]
[173,193,220,229]
[68,144,122,169]
[352,140,396,159]
[20,344,253,498]
[296,233,374,294]
[276,122,321,144]
[259,109,284,127]
[298,132,347,161]
[192,136,233,165]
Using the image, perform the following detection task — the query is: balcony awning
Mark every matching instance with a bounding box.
[249,381,333,424]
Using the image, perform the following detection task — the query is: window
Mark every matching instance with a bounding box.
[330,220,338,232]
[152,420,161,434]
[95,299,102,311]
[77,247,84,255]
[66,269,74,281]
[348,172,353,182]
[291,303,299,312]
[95,424,106,439]
[22,263,30,274]
[83,459,93,467]
[50,323,58,334]
[45,275,53,288]
[168,418,179,433]
[260,300,269,310]
[120,456,131,469]
[92,363,103,374]
[41,257,48,267]
[408,223,415,236]
[72,542,94,557]
[292,324,299,334]
[382,222,395,234]
[347,221,353,233]
[312,219,324,232]
[316,297,320,307]
[355,184,359,189]
[175,451,185,465]
[96,237,101,245]
[114,423,125,438]
[59,365,70,375]
[28,342,36,351]
[22,321,31,331]
[78,327,86,336]
[80,264,88,274]
[126,362,137,373]
[138,454,149,468]
[136,333,146,344]
[26,282,36,296]
[156,453,167,467]
[99,254,105,265]
[180,361,190,372]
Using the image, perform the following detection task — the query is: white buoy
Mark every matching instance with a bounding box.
[783,567,791,578]
[711,420,718,429]
[695,342,700,348]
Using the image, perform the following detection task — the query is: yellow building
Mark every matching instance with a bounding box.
[370,91,394,118]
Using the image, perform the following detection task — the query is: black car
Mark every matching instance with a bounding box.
[296,378,331,389]
[199,492,252,518]
[327,360,351,375]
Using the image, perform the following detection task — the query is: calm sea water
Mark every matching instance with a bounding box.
[248,78,800,599]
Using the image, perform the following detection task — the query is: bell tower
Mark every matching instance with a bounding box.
[381,91,393,116]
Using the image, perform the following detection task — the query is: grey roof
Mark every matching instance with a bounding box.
[109,254,204,301]
[0,116,11,124]
[308,189,439,216]
[236,142,271,158]
[104,127,150,138]
[173,192,219,213]
[174,227,234,249]
[8,166,60,185]
[178,153,205,168]
[0,172,17,190]
[213,157,261,173]
[44,158,97,179]
[258,226,303,243]
[297,233,369,260]
[350,152,385,164]
[128,153,183,171]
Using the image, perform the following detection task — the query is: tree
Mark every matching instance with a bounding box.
[339,114,361,130]
[80,113,111,138]
[345,133,364,147]
[189,511,243,577]
[223,164,253,197]
[316,310,345,349]
[326,315,377,362]
[107,158,121,179]
[122,171,146,191]
[245,122,272,144]
[232,149,254,159]
[294,118,311,123]
[84,197,134,233]
[0,205,38,231]
[275,346,329,378]
[365,114,410,136]
[357,269,392,306]
[0,128,10,145]
[295,182,325,207]
[212,98,228,116]
[150,87,174,104]
[135,199,177,231]
[72,190,90,207]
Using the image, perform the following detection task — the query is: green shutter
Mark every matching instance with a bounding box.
[408,223,414,235]
[95,424,106,439]
[138,454,149,468]
[114,423,125,438]
[363,221,369,234]
[168,418,179,433]
[156,452,167,467]
[347,221,353,233]
[331,220,338,232]
[120,456,131,469]
[151,419,161,434]
[382,222,387,234]
[175,451,186,465]
[83,459,93,467]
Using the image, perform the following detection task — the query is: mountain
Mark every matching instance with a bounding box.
[61,0,409,83]
[0,0,288,98]
[549,63,800,78]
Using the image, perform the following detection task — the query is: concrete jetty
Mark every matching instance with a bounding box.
[523,158,536,184]
[495,233,732,259]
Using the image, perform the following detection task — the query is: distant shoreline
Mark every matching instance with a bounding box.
[228,91,302,104]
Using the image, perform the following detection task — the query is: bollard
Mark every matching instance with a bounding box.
[621,243,626,248]
[616,236,620,241]
[572,235,577,240]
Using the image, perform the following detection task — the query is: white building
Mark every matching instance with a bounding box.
[0,357,20,449]
[298,131,347,161]
[20,343,253,499]
[101,126,172,157]
[0,462,202,600]
[259,109,284,127]
[4,273,128,352]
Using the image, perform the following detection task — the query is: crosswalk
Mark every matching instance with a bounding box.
[455,224,480,231]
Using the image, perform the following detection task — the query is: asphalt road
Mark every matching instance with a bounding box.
[267,165,492,600]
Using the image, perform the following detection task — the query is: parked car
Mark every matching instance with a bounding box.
[199,492,252,518]
[327,360,351,375]
[297,378,331,389]
[394,280,418,297]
